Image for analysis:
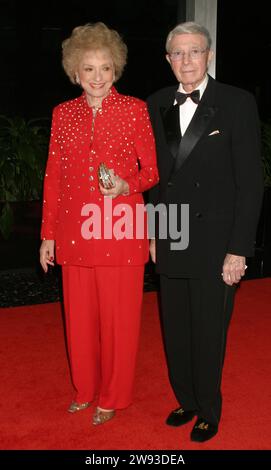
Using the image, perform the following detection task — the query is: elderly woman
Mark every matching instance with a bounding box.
[40,22,158,425]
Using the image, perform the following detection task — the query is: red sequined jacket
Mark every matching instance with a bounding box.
[41,87,159,267]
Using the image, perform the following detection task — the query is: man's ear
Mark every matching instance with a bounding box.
[166,54,171,64]
[207,49,214,66]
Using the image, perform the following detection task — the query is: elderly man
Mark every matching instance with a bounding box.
[147,21,263,442]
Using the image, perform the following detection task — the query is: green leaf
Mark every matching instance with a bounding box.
[262,121,271,188]
[0,202,14,239]
[0,114,50,202]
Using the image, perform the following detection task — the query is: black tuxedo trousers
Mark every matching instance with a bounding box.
[160,275,236,425]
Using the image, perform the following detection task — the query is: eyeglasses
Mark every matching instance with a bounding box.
[168,48,208,61]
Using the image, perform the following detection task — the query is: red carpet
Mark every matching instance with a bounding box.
[0,279,270,450]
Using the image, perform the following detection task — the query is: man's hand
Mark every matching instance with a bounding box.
[222,253,247,286]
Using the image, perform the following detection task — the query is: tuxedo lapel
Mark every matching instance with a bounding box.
[171,77,218,177]
[160,104,181,159]
[172,104,217,174]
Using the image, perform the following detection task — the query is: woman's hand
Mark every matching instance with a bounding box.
[99,169,129,198]
[149,239,156,264]
[40,240,55,273]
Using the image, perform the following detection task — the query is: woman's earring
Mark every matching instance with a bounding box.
[75,75,80,85]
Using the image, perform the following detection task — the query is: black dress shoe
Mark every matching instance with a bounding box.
[166,407,196,427]
[190,418,218,442]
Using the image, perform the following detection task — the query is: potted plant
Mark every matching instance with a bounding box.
[248,120,271,278]
[259,121,271,275]
[262,121,271,188]
[0,115,49,239]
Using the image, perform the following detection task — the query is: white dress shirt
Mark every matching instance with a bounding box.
[174,75,209,136]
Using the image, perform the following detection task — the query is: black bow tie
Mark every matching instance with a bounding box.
[175,89,200,105]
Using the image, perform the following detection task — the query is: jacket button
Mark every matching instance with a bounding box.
[194,182,200,187]
[195,212,202,218]
[167,181,173,187]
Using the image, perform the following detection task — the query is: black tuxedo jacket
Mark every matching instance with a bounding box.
[147,76,264,277]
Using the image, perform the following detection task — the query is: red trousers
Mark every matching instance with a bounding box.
[62,265,144,409]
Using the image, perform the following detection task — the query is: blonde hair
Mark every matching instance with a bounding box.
[62,22,128,84]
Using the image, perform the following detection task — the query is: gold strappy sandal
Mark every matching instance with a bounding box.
[68,401,90,413]
[92,407,115,425]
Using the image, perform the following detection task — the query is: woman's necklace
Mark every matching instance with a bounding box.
[91,106,101,117]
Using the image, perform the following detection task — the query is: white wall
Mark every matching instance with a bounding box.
[185,0,217,78]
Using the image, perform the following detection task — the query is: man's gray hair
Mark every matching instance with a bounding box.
[166,21,212,52]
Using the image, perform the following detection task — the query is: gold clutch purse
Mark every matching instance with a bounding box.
[98,162,115,189]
